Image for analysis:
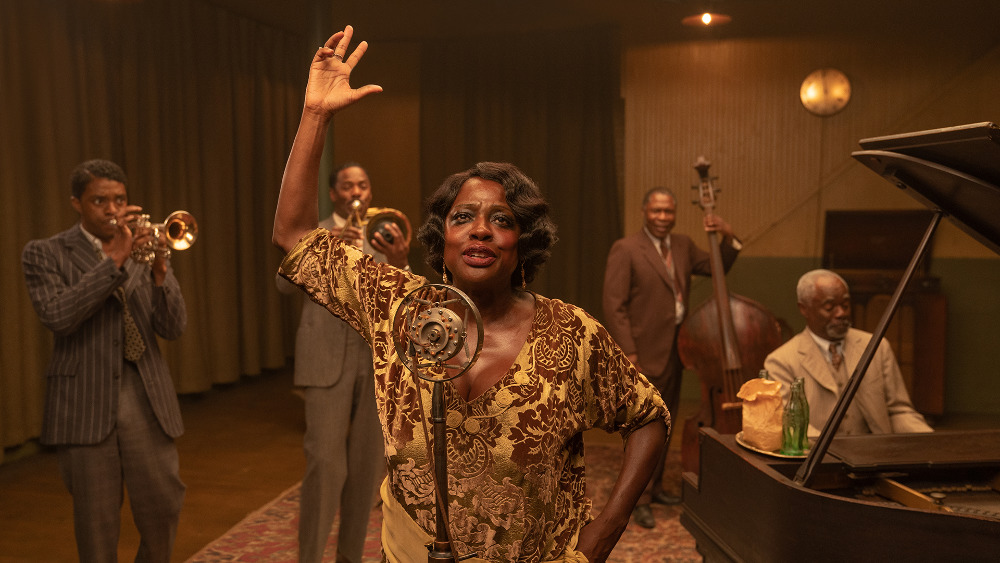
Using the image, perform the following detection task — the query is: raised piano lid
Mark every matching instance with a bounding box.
[791,124,1000,486]
[853,122,1000,255]
[857,121,1000,187]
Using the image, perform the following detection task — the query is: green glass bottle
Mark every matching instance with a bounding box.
[781,377,810,456]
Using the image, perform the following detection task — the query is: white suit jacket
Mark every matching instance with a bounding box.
[764,327,933,437]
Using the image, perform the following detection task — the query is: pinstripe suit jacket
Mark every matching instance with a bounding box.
[22,224,187,445]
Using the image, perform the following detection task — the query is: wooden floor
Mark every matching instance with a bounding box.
[0,368,307,563]
[0,365,686,562]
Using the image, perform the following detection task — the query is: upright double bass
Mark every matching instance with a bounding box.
[677,157,784,474]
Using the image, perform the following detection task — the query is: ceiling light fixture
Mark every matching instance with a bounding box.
[681,12,732,27]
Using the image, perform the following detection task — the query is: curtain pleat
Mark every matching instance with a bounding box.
[419,27,622,317]
[0,0,307,454]
[1,5,623,455]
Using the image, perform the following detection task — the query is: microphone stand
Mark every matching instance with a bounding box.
[427,381,455,562]
[393,284,482,563]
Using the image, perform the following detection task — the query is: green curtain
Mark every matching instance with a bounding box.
[0,0,307,456]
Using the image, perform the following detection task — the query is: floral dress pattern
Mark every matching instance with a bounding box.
[280,228,669,561]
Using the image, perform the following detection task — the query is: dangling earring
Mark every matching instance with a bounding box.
[442,265,449,285]
[520,261,527,291]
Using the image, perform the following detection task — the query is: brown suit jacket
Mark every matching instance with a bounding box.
[602,230,738,377]
[22,225,187,445]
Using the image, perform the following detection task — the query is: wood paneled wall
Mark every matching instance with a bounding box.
[622,35,1000,259]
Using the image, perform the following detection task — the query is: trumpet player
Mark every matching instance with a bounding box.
[21,159,188,562]
[276,161,409,563]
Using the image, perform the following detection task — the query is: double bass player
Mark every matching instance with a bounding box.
[603,185,742,529]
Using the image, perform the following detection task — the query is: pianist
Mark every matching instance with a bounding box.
[764,269,933,438]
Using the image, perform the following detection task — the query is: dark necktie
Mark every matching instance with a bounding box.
[115,286,146,362]
[96,245,146,361]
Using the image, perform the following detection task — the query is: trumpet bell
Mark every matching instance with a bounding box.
[364,208,411,247]
[163,210,198,251]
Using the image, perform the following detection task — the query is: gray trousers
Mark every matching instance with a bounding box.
[298,366,383,563]
[58,361,185,563]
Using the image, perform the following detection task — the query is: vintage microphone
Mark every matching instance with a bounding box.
[392,284,483,562]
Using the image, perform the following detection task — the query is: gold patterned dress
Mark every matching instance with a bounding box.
[280,229,669,562]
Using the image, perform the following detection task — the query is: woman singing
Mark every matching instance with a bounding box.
[272,26,669,563]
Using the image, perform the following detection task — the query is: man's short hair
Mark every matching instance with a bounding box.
[70,159,127,198]
[796,269,849,304]
[329,161,367,187]
[642,186,675,207]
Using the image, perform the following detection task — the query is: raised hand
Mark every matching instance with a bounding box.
[273,25,382,253]
[303,26,383,118]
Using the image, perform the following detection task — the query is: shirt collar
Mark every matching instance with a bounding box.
[806,327,842,358]
[78,223,104,255]
[643,227,669,249]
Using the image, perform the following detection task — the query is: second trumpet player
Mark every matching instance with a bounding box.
[338,187,411,254]
[273,161,411,563]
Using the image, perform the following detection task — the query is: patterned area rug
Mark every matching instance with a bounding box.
[185,445,698,562]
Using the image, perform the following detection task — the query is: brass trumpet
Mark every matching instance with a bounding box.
[345,199,411,247]
[112,210,198,265]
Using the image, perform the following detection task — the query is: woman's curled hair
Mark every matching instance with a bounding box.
[417,162,557,288]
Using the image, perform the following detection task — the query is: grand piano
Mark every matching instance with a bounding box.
[680,123,1000,561]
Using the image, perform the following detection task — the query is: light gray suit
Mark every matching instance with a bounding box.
[765,327,933,438]
[22,224,187,561]
[276,214,384,563]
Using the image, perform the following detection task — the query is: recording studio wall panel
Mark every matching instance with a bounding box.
[622,35,1000,260]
